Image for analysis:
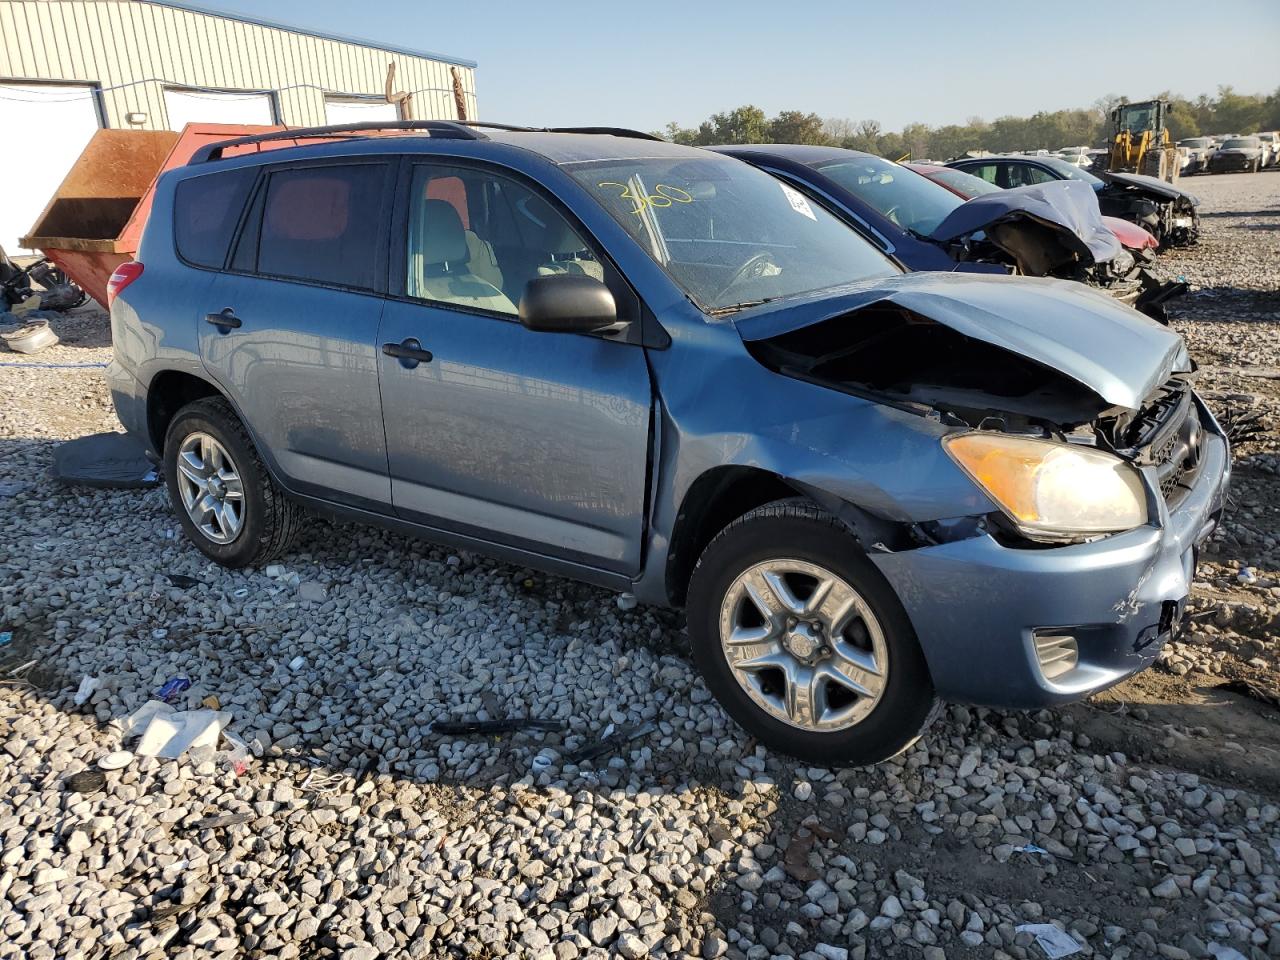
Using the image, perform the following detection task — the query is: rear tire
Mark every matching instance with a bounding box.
[164,397,302,568]
[686,499,939,766]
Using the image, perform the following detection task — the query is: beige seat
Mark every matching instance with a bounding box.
[533,209,605,282]
[409,200,515,313]
[464,230,504,291]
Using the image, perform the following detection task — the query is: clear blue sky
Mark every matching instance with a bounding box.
[197,0,1279,131]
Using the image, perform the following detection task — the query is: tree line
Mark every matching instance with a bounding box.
[656,86,1280,160]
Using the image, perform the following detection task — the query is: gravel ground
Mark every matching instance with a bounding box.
[1,171,1278,960]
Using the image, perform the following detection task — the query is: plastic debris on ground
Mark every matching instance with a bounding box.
[98,751,133,771]
[167,573,200,588]
[51,432,160,489]
[156,676,191,703]
[1015,923,1083,958]
[65,770,106,794]
[564,721,656,765]
[72,675,99,706]
[0,631,10,647]
[116,700,230,760]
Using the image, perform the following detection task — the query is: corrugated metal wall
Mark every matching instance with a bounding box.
[0,0,478,129]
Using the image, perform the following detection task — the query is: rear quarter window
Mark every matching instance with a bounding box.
[173,168,256,268]
[255,164,388,290]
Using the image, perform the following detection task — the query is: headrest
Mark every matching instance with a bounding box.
[420,199,469,265]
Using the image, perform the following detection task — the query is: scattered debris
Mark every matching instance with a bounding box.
[431,717,567,736]
[1,319,59,354]
[98,751,133,771]
[288,655,307,671]
[167,574,200,588]
[1015,923,1083,958]
[51,432,159,489]
[200,694,221,710]
[72,675,99,706]
[188,812,251,831]
[155,676,191,703]
[118,700,230,760]
[65,770,106,794]
[0,631,10,647]
[564,721,655,765]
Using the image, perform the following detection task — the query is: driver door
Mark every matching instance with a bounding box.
[377,160,654,575]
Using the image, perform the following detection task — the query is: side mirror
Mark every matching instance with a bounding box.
[518,274,617,333]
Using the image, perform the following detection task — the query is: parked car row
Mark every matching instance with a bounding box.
[106,121,1228,765]
[1177,132,1278,174]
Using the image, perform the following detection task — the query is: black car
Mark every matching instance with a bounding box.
[947,154,1200,247]
[1209,137,1264,174]
[713,145,1182,321]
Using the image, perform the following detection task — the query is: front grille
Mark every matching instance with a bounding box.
[1131,380,1203,505]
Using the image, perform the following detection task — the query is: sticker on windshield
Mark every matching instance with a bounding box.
[779,182,817,221]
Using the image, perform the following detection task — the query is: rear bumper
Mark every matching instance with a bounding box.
[107,358,151,453]
[871,396,1230,708]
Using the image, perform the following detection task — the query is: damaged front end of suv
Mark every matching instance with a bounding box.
[731,272,1229,708]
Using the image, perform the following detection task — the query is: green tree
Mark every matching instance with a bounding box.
[704,105,769,144]
[768,110,829,144]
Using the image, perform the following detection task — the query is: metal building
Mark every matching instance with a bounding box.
[0,0,478,249]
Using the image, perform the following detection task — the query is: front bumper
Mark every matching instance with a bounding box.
[1211,155,1256,172]
[871,396,1230,708]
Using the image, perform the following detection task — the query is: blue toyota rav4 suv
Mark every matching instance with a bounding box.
[106,122,1228,765]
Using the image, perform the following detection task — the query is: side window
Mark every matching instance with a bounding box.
[1004,163,1055,188]
[174,168,256,268]
[964,163,999,186]
[405,164,602,317]
[254,164,388,290]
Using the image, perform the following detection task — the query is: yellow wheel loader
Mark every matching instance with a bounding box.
[1109,100,1180,184]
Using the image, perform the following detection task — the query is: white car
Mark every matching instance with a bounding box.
[1056,147,1092,167]
[1256,132,1279,167]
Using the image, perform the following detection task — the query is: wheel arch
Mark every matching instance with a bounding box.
[665,466,805,607]
[146,369,225,455]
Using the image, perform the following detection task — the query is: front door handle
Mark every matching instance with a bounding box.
[205,308,241,330]
[382,338,433,367]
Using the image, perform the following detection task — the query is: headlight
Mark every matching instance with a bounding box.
[944,433,1148,541]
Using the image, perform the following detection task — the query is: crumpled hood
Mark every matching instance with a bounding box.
[929,179,1120,269]
[734,272,1189,412]
[1098,170,1199,206]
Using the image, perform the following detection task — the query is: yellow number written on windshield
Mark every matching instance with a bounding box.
[597,181,694,216]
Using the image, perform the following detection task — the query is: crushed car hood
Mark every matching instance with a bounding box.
[734,272,1189,412]
[929,179,1121,270]
[1098,170,1199,205]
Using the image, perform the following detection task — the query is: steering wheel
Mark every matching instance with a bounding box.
[714,251,779,303]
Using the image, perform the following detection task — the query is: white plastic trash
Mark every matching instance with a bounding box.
[120,700,231,760]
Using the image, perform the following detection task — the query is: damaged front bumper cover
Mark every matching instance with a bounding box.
[868,395,1229,709]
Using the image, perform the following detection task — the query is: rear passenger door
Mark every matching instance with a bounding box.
[376,160,654,575]
[196,158,395,511]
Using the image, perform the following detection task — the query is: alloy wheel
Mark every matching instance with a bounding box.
[175,432,245,544]
[718,559,889,732]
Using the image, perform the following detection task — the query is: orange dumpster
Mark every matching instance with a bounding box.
[21,123,284,306]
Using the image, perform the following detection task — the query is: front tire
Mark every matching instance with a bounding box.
[164,397,302,568]
[686,499,938,766]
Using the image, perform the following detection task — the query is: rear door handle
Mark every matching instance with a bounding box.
[205,309,241,330]
[382,338,433,366]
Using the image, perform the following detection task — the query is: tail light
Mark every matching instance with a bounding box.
[106,261,144,306]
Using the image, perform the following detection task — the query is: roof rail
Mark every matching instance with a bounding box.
[459,121,663,142]
[188,120,486,164]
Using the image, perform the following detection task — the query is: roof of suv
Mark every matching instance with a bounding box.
[188,122,709,168]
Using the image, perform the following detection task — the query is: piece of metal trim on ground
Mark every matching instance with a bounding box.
[52,432,160,489]
[564,721,656,765]
[431,718,567,735]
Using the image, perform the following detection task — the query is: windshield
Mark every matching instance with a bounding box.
[567,155,898,314]
[925,166,1003,197]
[1037,156,1104,186]
[813,155,962,235]
[1222,138,1258,149]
